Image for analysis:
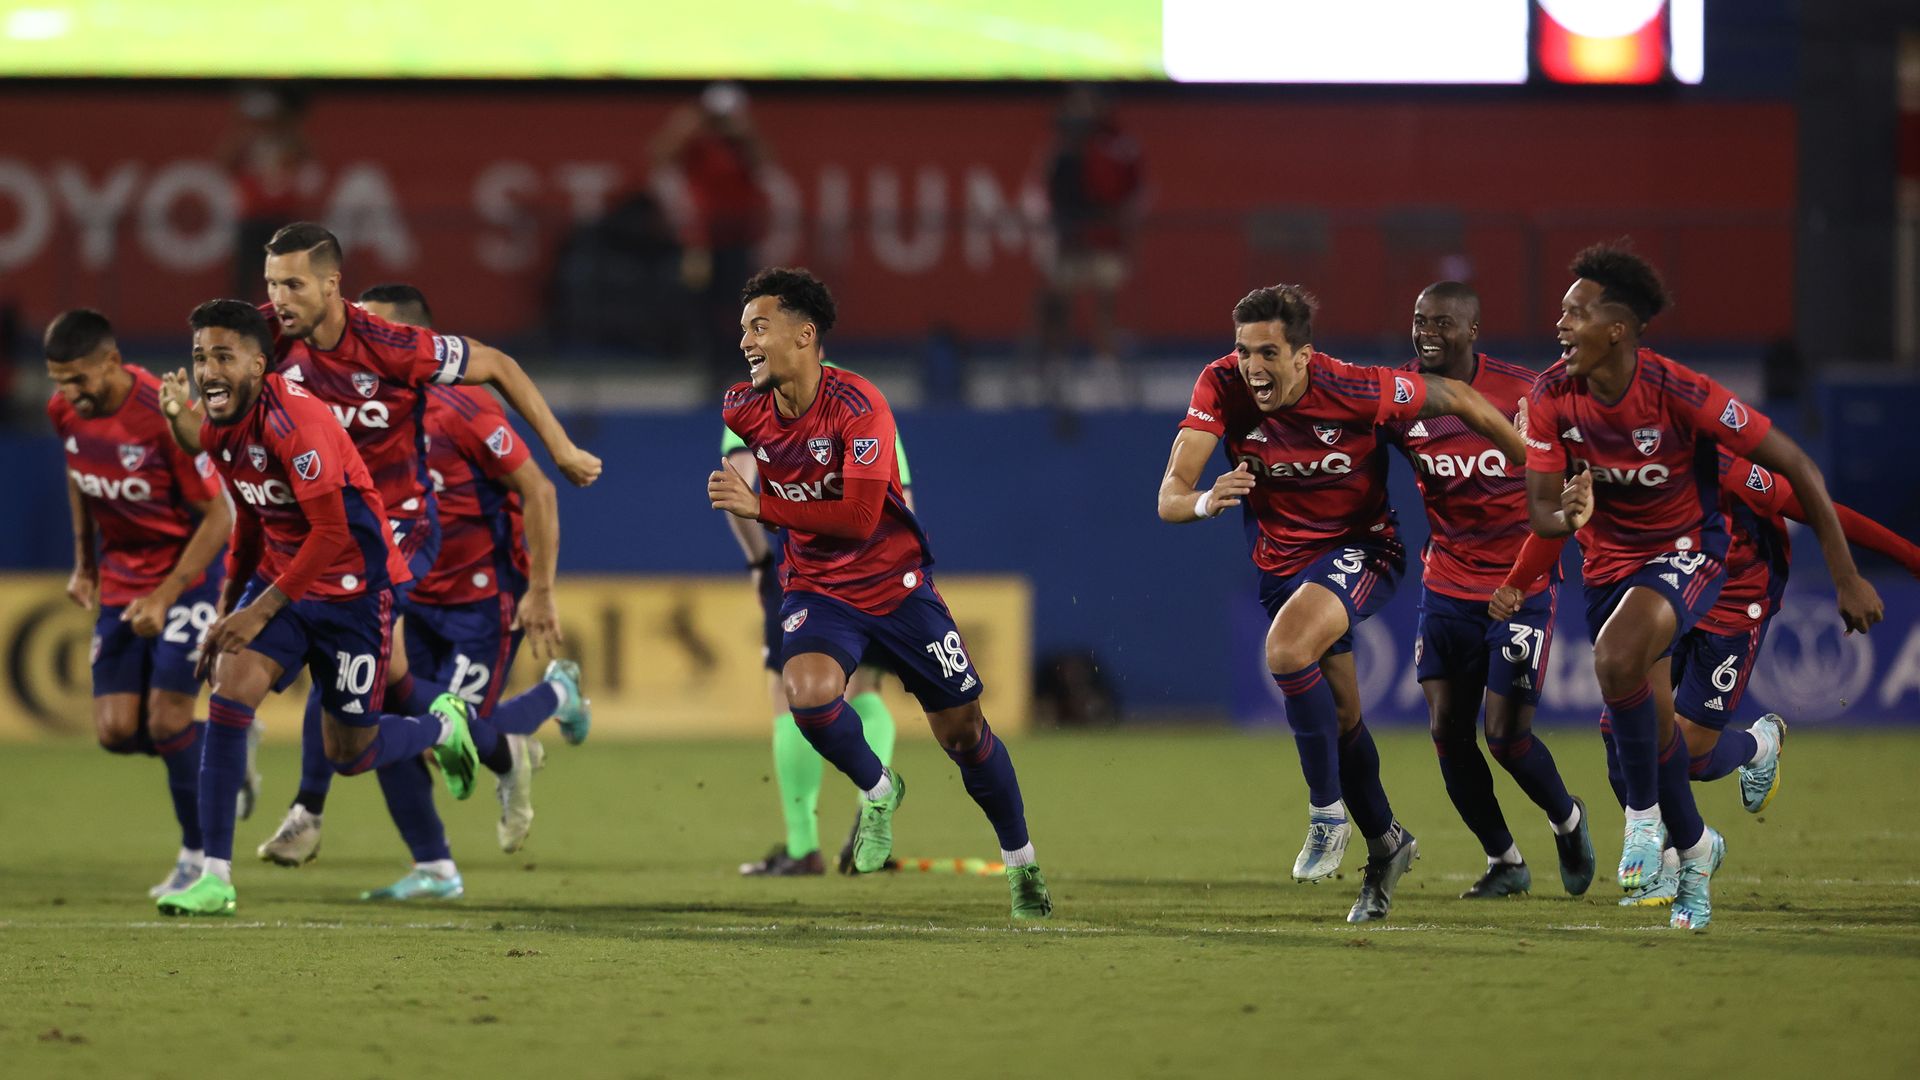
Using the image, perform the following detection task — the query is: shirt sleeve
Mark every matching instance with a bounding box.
[1682,373,1771,457]
[361,309,471,387]
[273,420,347,503]
[839,397,897,486]
[450,408,532,482]
[1720,454,1792,518]
[1179,366,1231,437]
[1370,368,1427,425]
[1523,385,1568,474]
[167,439,221,504]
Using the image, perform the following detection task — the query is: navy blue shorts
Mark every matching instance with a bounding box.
[778,577,981,712]
[240,577,393,725]
[91,575,223,698]
[1414,584,1557,707]
[1582,552,1727,657]
[1256,538,1405,656]
[406,592,524,713]
[758,561,899,680]
[1670,621,1769,732]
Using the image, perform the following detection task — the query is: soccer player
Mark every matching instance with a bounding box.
[354,284,577,898]
[724,386,909,877]
[708,268,1051,918]
[151,299,481,917]
[1521,242,1881,929]
[1158,284,1529,923]
[1377,283,1595,900]
[46,309,233,898]
[160,222,596,867]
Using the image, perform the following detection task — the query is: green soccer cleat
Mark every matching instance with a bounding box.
[429,694,479,801]
[545,659,591,746]
[361,867,465,902]
[1008,864,1053,919]
[156,872,236,918]
[1739,714,1786,814]
[1460,860,1530,899]
[851,769,905,874]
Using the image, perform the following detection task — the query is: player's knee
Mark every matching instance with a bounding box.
[928,705,985,754]
[1590,644,1645,699]
[144,694,194,741]
[1482,702,1526,743]
[781,672,842,713]
[1266,639,1320,676]
[93,703,141,752]
[321,724,374,768]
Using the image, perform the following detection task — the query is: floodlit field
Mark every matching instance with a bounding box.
[3,728,1917,1078]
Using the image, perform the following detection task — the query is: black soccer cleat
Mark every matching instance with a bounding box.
[1555,796,1597,896]
[739,844,825,877]
[1461,860,1531,899]
[1347,826,1418,924]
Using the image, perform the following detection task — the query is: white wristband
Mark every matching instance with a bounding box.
[1194,490,1215,519]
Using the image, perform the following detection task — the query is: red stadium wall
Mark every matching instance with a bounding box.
[0,88,1793,345]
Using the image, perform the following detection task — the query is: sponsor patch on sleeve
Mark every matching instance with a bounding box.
[485,425,514,457]
[1720,398,1750,432]
[292,450,321,481]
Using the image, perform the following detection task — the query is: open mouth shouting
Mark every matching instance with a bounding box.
[199,378,234,415]
[1245,371,1277,407]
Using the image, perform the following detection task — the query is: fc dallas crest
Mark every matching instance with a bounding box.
[351,371,379,398]
[808,437,833,465]
[1311,424,1342,446]
[118,443,148,471]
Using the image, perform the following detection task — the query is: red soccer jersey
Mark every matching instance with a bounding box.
[1380,354,1537,601]
[1180,351,1427,577]
[411,386,531,606]
[201,373,409,600]
[722,367,927,615]
[1524,349,1771,586]
[270,302,471,522]
[49,366,222,607]
[1699,451,1793,635]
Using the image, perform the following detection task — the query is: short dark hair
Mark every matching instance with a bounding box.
[1418,280,1481,317]
[741,267,837,334]
[1232,284,1317,348]
[1570,241,1669,326]
[357,283,433,327]
[44,308,115,363]
[265,221,343,271]
[188,299,275,358]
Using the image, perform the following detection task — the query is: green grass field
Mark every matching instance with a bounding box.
[3,727,1917,1079]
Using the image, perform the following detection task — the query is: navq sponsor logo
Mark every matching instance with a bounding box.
[1575,458,1670,487]
[766,471,844,502]
[330,400,392,430]
[1412,448,1508,479]
[1265,452,1352,478]
[232,478,296,506]
[70,469,151,502]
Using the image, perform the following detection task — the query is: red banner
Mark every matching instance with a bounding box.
[0,88,1792,346]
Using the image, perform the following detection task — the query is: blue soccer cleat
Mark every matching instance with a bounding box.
[545,659,591,746]
[361,866,465,902]
[1739,714,1786,814]
[1347,825,1418,924]
[1292,809,1351,883]
[1555,795,1598,896]
[1618,815,1664,891]
[1620,847,1680,907]
[1670,828,1726,930]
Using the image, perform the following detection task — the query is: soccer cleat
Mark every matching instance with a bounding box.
[1460,860,1530,899]
[851,769,905,874]
[156,872,236,917]
[545,659,591,746]
[1619,847,1681,907]
[1555,795,1598,896]
[1670,828,1727,930]
[1292,810,1352,883]
[1347,827,1418,924]
[361,867,465,902]
[1008,864,1053,919]
[495,734,542,853]
[237,720,264,821]
[147,854,203,899]
[1618,815,1664,891]
[429,694,479,801]
[835,806,898,874]
[1739,714,1786,814]
[739,845,826,876]
[256,804,322,866]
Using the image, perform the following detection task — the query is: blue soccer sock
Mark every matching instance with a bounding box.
[1657,729,1707,850]
[1337,721,1395,840]
[1274,666,1342,809]
[201,697,255,861]
[102,732,143,755]
[790,696,885,792]
[376,757,452,863]
[1602,683,1660,812]
[490,682,560,737]
[1689,728,1758,781]
[335,712,446,776]
[1434,735,1514,858]
[383,670,441,715]
[296,689,332,814]
[945,720,1031,854]
[1487,727,1577,825]
[1598,714,1628,809]
[154,721,205,852]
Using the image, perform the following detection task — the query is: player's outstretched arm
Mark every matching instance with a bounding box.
[1745,428,1886,631]
[499,458,563,660]
[157,368,203,453]
[1415,374,1528,464]
[125,495,232,638]
[1725,462,1920,578]
[1526,467,1591,539]
[1158,428,1253,522]
[461,341,603,487]
[1490,530,1569,620]
[64,475,97,611]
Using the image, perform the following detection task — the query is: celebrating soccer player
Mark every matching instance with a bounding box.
[1377,283,1596,901]
[150,300,482,917]
[708,268,1051,918]
[46,309,234,900]
[1520,242,1881,929]
[1159,285,1528,924]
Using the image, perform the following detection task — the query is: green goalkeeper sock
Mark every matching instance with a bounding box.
[850,690,897,767]
[771,712,823,859]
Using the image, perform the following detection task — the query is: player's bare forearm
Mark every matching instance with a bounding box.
[503,460,560,594]
[1746,428,1861,582]
[66,475,96,571]
[464,343,601,486]
[1159,429,1229,523]
[721,451,772,562]
[1420,374,1528,463]
[1527,470,1575,538]
[160,496,232,602]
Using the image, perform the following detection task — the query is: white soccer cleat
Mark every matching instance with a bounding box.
[256,804,322,866]
[1739,714,1786,814]
[147,851,204,898]
[496,735,544,853]
[1292,810,1352,883]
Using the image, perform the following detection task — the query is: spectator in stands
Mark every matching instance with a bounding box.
[221,85,319,298]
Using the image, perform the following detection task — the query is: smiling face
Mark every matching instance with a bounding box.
[192,326,268,425]
[1555,278,1629,378]
[739,294,816,392]
[1233,320,1312,412]
[1411,291,1478,373]
[46,345,128,419]
[264,247,339,341]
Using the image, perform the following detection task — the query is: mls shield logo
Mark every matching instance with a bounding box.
[1720,399,1750,432]
[852,438,880,466]
[1746,464,1773,495]
[247,444,268,472]
[485,425,514,457]
[118,443,148,471]
[1311,424,1342,446]
[782,609,808,634]
[808,437,834,465]
[292,450,321,481]
[351,371,379,398]
[1632,427,1661,456]
[1393,376,1415,405]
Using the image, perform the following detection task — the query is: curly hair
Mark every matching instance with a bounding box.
[188,299,275,358]
[1232,284,1318,348]
[1570,241,1669,326]
[741,267,837,334]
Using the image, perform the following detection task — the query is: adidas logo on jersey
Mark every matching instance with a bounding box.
[1406,421,1429,438]
[1703,695,1726,712]
[756,447,769,462]
[1328,572,1349,587]
[1562,426,1583,443]
[283,364,304,381]
[1660,573,1680,588]
[64,436,78,453]
[959,673,978,691]
[1243,428,1269,443]
[340,700,364,715]
[1517,675,1533,690]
